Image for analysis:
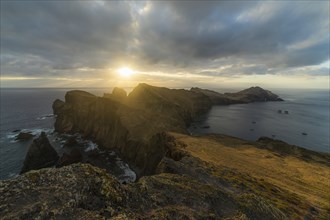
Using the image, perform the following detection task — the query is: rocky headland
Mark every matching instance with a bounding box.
[51,83,282,176]
[1,84,329,219]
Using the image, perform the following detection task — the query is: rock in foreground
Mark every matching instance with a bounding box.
[2,133,329,219]
[20,132,59,174]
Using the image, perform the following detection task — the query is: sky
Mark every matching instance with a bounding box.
[1,1,329,89]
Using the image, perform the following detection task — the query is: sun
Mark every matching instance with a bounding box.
[117,67,133,77]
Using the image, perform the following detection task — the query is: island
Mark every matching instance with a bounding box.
[1,84,329,220]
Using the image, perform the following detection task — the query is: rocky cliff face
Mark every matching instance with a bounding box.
[3,84,328,219]
[20,132,59,174]
[190,87,239,105]
[1,163,247,220]
[52,84,283,177]
[52,85,212,176]
[127,83,212,125]
[2,132,328,219]
[191,86,283,104]
[103,87,127,102]
[225,86,283,102]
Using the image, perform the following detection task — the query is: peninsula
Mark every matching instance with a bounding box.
[1,84,329,220]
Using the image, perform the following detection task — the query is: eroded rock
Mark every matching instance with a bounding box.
[20,132,59,174]
[57,148,82,167]
[15,132,34,141]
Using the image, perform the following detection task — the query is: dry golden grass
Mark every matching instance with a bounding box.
[170,132,330,218]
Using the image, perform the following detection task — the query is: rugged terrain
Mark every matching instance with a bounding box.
[1,132,329,219]
[52,83,282,176]
[1,84,328,219]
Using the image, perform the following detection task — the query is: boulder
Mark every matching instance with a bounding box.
[20,132,59,174]
[15,132,34,141]
[57,148,82,167]
[63,136,78,148]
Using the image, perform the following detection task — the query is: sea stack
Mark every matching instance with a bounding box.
[20,132,59,174]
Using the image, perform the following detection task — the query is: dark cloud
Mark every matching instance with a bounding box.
[1,0,329,82]
[136,1,329,69]
[2,1,133,73]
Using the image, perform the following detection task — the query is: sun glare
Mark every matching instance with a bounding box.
[117,67,133,77]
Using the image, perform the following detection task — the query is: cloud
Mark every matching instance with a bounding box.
[135,1,329,69]
[0,0,329,86]
[2,1,133,74]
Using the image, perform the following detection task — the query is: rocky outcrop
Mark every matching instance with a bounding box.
[62,136,78,148]
[15,132,34,141]
[103,87,127,102]
[191,86,283,104]
[57,148,82,167]
[2,131,329,219]
[0,163,286,220]
[190,87,239,105]
[52,84,283,177]
[20,132,59,174]
[1,164,133,219]
[225,86,283,102]
[127,83,212,125]
[52,84,214,177]
[112,87,127,100]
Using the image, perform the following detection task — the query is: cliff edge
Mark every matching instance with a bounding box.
[1,133,329,219]
[52,84,283,176]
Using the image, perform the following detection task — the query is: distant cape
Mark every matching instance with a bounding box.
[52,83,283,176]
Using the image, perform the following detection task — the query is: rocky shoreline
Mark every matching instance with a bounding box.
[51,83,283,177]
[1,84,329,219]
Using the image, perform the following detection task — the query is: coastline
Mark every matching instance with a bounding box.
[1,84,329,219]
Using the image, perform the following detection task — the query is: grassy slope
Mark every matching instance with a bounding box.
[170,132,330,219]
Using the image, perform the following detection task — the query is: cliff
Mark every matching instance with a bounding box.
[1,133,329,219]
[4,84,329,219]
[52,84,284,177]
[20,132,59,174]
[190,87,240,104]
[191,86,283,104]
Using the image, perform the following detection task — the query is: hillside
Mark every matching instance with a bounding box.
[1,132,329,219]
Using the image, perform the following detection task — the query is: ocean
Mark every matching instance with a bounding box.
[189,88,330,153]
[0,88,329,180]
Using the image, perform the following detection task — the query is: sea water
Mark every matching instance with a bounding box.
[189,88,329,153]
[0,88,136,181]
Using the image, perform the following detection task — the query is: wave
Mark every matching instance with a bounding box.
[116,159,137,183]
[36,114,54,120]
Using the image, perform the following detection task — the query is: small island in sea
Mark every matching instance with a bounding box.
[1,84,329,219]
